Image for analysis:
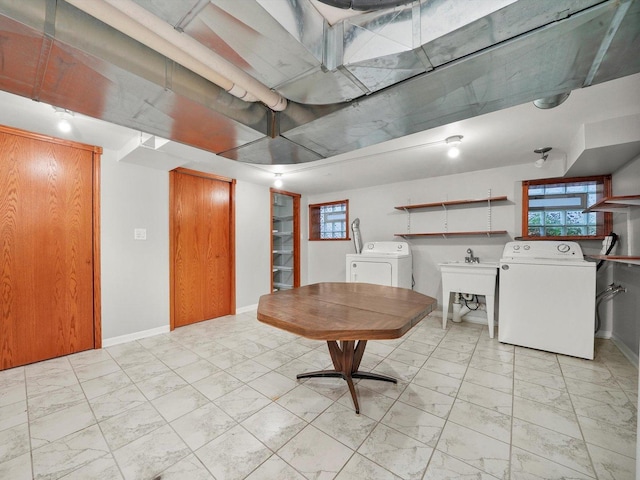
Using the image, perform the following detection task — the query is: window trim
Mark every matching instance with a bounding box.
[308,199,351,241]
[521,175,612,240]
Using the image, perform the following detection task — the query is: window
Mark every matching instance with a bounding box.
[309,200,349,240]
[522,175,612,239]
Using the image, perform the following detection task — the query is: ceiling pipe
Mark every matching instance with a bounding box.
[64,0,287,111]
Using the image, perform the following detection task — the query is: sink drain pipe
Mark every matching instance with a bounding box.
[452,293,480,323]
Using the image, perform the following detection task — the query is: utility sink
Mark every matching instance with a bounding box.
[438,261,499,338]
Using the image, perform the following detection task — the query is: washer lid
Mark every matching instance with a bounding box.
[501,240,585,260]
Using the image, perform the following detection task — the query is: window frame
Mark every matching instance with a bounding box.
[308,199,350,241]
[521,175,612,240]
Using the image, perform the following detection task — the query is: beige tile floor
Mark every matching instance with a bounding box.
[0,311,637,480]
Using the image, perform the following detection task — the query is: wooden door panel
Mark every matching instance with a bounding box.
[172,170,233,328]
[1,131,95,369]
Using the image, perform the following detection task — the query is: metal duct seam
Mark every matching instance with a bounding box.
[64,0,287,111]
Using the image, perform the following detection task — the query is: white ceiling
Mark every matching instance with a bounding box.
[1,72,639,195]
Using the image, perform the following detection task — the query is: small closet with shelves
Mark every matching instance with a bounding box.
[394,192,508,238]
[271,189,300,291]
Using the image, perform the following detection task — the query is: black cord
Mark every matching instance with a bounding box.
[597,232,618,271]
[462,295,480,311]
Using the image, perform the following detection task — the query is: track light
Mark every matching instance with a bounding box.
[534,147,551,168]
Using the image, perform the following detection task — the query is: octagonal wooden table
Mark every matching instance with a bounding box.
[257,282,436,413]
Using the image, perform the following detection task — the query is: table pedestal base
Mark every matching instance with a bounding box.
[296,340,396,414]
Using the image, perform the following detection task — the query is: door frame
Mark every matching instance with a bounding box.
[0,124,102,351]
[270,188,301,291]
[169,167,236,330]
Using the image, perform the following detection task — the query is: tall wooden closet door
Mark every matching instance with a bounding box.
[171,169,234,328]
[0,129,96,369]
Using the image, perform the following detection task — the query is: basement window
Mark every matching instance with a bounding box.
[522,175,612,240]
[309,200,350,241]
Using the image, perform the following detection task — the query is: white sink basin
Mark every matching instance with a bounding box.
[438,261,499,271]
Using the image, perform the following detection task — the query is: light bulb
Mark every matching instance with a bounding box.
[447,146,460,158]
[274,176,283,188]
[58,119,72,133]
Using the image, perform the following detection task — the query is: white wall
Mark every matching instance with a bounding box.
[101,151,170,341]
[306,160,566,308]
[100,155,275,343]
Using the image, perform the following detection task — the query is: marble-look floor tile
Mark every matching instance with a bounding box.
[245,455,305,480]
[586,443,635,480]
[26,371,79,397]
[209,350,250,370]
[251,350,295,370]
[248,371,298,400]
[430,348,472,365]
[32,425,110,480]
[372,358,421,382]
[80,371,132,400]
[381,400,445,446]
[514,354,561,375]
[398,339,436,356]
[514,365,566,391]
[57,454,123,480]
[226,359,271,383]
[28,384,85,420]
[159,348,202,370]
[136,371,188,401]
[560,364,619,388]
[171,402,236,451]
[436,422,509,480]
[72,358,121,382]
[302,376,353,401]
[99,402,165,451]
[463,367,513,394]
[469,356,513,377]
[513,379,573,412]
[0,423,29,464]
[0,375,26,408]
[335,385,397,421]
[577,414,637,458]
[358,423,433,480]
[30,401,96,449]
[214,384,271,422]
[511,418,594,477]
[386,348,429,368]
[173,358,220,384]
[412,368,462,397]
[113,424,190,480]
[437,338,477,353]
[473,347,514,363]
[398,383,455,418]
[423,450,500,480]
[0,452,32,480]
[0,399,27,431]
[156,454,214,480]
[456,381,512,415]
[509,446,593,480]
[122,360,171,383]
[571,393,636,428]
[312,402,378,450]
[423,357,468,379]
[276,384,333,422]
[335,453,402,480]
[242,402,306,451]
[88,384,147,422]
[448,399,511,443]
[192,371,243,401]
[513,396,582,439]
[151,385,209,422]
[196,425,271,480]
[279,425,354,480]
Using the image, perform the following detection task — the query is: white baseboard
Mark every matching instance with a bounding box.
[236,304,258,314]
[103,325,170,348]
[610,334,639,369]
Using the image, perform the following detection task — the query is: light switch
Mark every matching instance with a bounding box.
[134,228,147,240]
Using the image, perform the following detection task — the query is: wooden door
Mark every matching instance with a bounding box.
[0,126,101,370]
[170,168,235,329]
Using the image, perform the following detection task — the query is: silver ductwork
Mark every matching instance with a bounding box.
[0,0,638,165]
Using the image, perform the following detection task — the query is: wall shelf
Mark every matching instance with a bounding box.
[588,255,640,266]
[395,192,508,238]
[397,230,508,238]
[583,195,640,213]
[395,195,508,211]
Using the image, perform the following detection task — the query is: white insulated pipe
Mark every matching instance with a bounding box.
[65,0,287,111]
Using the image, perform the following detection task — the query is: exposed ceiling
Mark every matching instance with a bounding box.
[0,0,639,195]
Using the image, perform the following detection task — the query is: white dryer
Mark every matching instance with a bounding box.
[499,241,596,359]
[346,241,412,288]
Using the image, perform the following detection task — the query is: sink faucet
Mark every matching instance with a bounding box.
[465,248,480,263]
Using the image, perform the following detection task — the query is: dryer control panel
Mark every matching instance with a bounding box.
[502,241,584,260]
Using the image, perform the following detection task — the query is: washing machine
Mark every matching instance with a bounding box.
[498,240,596,359]
[346,241,412,288]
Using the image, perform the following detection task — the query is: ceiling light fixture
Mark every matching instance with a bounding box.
[446,135,463,159]
[53,106,74,133]
[273,173,283,188]
[534,147,552,168]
